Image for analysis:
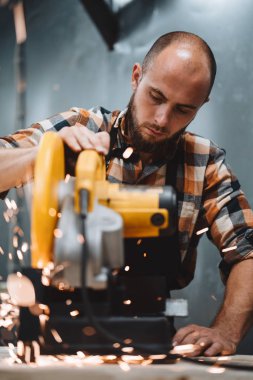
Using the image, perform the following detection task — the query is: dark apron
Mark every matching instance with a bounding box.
[106,124,181,317]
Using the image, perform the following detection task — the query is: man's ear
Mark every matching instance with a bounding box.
[131,63,142,91]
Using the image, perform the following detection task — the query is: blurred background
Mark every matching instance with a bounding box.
[0,0,253,353]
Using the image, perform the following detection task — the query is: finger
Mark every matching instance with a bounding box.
[63,135,83,152]
[94,131,110,154]
[186,337,213,356]
[173,325,199,345]
[72,127,94,150]
[178,331,201,345]
[76,125,98,146]
[183,345,204,357]
[180,337,214,357]
[58,127,83,151]
[204,342,223,357]
[221,342,236,356]
[75,126,109,154]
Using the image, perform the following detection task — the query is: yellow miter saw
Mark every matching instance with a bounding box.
[16,131,178,358]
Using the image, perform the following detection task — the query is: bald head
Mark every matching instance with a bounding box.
[142,31,216,97]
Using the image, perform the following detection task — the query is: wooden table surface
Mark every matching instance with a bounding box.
[0,349,253,380]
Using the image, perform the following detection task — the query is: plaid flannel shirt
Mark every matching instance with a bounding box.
[1,106,253,287]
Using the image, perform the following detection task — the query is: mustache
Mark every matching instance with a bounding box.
[141,122,166,134]
[139,122,186,140]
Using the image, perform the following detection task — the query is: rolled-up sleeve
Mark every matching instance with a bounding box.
[0,107,107,198]
[202,142,253,281]
[0,109,84,149]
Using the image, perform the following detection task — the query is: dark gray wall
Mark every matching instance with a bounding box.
[0,0,253,353]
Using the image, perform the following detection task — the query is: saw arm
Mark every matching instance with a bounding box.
[11,131,180,358]
[31,131,177,276]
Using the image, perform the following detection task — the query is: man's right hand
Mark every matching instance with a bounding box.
[58,124,110,155]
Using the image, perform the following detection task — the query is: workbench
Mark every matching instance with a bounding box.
[0,348,253,380]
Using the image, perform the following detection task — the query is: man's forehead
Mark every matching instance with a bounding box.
[176,48,192,60]
[148,44,210,85]
[157,41,191,55]
[154,43,206,66]
[143,53,210,105]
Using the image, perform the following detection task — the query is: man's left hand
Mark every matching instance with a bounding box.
[172,324,237,356]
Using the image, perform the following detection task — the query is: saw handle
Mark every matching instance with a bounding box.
[75,149,106,213]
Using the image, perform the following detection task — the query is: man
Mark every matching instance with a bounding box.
[1,31,253,357]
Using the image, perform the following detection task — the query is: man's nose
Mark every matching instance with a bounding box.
[154,105,172,128]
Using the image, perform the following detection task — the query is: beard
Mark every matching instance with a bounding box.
[125,93,185,156]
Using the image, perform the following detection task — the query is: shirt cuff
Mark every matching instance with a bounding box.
[219,228,253,282]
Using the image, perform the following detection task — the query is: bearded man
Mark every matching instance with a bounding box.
[1,31,253,357]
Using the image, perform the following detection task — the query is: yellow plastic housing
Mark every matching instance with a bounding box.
[75,149,106,213]
[31,135,172,268]
[31,132,65,268]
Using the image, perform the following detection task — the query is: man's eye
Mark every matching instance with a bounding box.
[176,107,189,115]
[150,92,162,103]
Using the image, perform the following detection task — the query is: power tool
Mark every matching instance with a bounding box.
[9,131,179,360]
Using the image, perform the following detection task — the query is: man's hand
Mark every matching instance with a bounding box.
[172,260,253,357]
[58,124,110,155]
[172,324,237,357]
